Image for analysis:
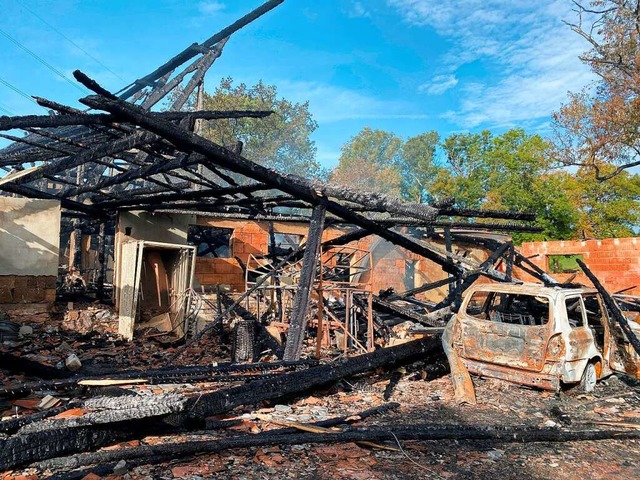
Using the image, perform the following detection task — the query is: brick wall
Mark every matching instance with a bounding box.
[193,218,346,292]
[519,237,640,295]
[192,217,496,303]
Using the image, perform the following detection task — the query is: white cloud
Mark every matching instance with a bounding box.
[419,74,458,95]
[197,1,225,16]
[277,80,428,123]
[387,0,595,129]
[348,2,370,18]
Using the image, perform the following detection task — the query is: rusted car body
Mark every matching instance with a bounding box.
[445,282,640,392]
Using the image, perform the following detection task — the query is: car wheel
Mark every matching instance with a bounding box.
[579,362,597,393]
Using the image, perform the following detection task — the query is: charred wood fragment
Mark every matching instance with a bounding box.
[578,259,640,356]
[284,204,326,361]
[35,424,640,474]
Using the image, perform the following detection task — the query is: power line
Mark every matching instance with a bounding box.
[14,0,127,83]
[0,26,88,94]
[0,76,42,108]
[0,104,15,115]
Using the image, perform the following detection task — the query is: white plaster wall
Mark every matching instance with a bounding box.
[0,197,61,276]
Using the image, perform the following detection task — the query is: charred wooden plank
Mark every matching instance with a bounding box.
[117,0,285,100]
[284,204,326,361]
[578,259,640,356]
[35,424,640,475]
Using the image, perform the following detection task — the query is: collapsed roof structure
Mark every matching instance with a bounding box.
[6,2,640,475]
[0,1,547,348]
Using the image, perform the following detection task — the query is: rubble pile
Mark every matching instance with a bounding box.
[61,306,118,335]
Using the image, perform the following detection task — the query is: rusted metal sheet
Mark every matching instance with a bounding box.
[442,319,477,404]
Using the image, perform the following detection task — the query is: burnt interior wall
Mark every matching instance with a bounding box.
[0,197,61,305]
[114,211,195,307]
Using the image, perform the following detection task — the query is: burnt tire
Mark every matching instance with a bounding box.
[232,320,255,363]
[579,362,597,393]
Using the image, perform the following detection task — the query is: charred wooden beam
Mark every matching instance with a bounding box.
[34,423,640,475]
[78,88,460,273]
[380,277,456,301]
[0,132,76,157]
[60,151,202,198]
[187,335,442,418]
[283,204,326,361]
[372,296,449,327]
[438,207,536,221]
[170,41,227,110]
[435,240,514,311]
[2,130,156,188]
[578,259,640,356]
[0,110,273,131]
[451,233,556,285]
[95,183,267,209]
[0,182,101,216]
[117,0,285,101]
[320,228,370,249]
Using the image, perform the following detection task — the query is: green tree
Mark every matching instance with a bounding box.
[201,77,322,178]
[432,129,578,241]
[331,127,403,195]
[431,131,494,209]
[567,167,640,238]
[399,131,439,202]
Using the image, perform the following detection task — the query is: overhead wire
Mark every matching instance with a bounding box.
[0,26,89,94]
[14,0,127,83]
[0,76,42,107]
[0,103,16,115]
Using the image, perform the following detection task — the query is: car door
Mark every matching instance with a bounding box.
[564,295,597,373]
[457,290,551,372]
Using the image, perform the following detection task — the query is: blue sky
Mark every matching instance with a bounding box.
[0,0,594,169]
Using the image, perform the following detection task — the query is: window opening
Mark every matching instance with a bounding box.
[187,226,233,258]
[466,291,550,326]
[548,254,583,274]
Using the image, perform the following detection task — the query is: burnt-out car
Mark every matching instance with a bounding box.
[444,282,640,392]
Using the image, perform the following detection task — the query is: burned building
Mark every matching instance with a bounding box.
[1,1,640,477]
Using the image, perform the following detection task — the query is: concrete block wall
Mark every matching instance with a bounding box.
[519,237,640,295]
[0,275,56,304]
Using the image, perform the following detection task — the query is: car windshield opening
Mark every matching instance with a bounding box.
[466,291,550,326]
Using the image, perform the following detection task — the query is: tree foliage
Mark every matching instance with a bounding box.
[332,126,640,242]
[399,131,439,202]
[330,127,403,195]
[552,0,640,179]
[201,77,323,178]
